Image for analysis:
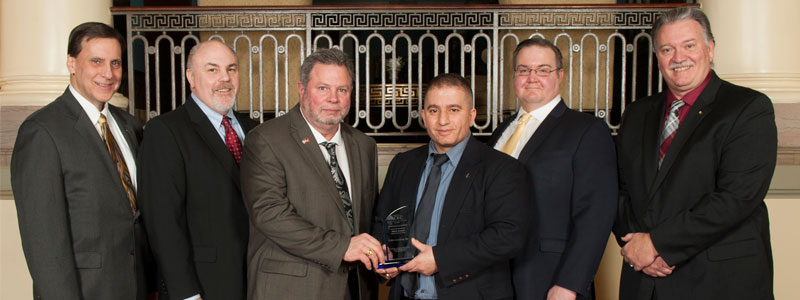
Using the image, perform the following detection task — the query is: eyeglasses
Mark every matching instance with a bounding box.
[514,66,559,77]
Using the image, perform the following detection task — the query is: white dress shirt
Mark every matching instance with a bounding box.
[493,95,561,158]
[301,110,353,198]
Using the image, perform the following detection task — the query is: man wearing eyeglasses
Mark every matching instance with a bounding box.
[488,38,617,300]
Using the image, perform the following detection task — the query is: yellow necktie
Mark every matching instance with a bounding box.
[501,113,532,156]
[98,114,137,214]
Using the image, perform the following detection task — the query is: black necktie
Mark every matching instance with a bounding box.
[401,153,449,297]
[410,153,450,244]
[320,141,354,235]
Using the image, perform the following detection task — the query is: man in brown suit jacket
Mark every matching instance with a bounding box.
[241,48,383,300]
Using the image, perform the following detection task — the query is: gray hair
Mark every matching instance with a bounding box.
[512,37,564,71]
[299,48,355,89]
[186,40,236,70]
[652,7,715,47]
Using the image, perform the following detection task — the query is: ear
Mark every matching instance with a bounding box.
[186,68,195,88]
[297,81,305,99]
[469,107,477,126]
[420,106,427,126]
[707,40,715,63]
[66,55,76,75]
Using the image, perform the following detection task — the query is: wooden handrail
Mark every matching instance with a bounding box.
[111,3,696,13]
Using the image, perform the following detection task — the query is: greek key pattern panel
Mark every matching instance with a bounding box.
[311,11,493,29]
[130,13,306,31]
[498,10,664,29]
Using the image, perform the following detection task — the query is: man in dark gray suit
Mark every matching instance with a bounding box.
[11,22,154,299]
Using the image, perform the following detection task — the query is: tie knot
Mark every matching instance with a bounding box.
[669,100,685,113]
[432,153,449,167]
[518,113,532,124]
[320,141,337,153]
[222,116,233,126]
[97,114,108,126]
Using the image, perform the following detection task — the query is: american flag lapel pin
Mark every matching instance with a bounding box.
[302,137,310,144]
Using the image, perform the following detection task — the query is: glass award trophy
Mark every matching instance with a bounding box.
[378,205,413,269]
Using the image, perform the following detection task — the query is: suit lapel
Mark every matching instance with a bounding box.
[184,99,241,187]
[648,76,720,199]
[517,100,567,163]
[640,94,665,197]
[61,90,130,211]
[342,126,364,231]
[109,106,139,157]
[403,147,429,222]
[436,137,479,243]
[234,111,257,135]
[488,116,513,147]
[287,106,349,220]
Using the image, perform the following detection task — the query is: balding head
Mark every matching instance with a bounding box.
[185,40,240,115]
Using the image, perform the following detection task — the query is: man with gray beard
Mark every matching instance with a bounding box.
[241,48,381,300]
[138,40,257,300]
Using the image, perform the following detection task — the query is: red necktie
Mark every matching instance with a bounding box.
[222,116,243,165]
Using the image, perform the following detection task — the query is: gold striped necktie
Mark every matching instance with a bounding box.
[501,113,532,156]
[98,114,137,214]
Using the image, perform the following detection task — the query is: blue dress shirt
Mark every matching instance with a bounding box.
[412,135,470,299]
[191,94,245,143]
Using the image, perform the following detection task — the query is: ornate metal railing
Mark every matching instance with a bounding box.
[112,4,692,136]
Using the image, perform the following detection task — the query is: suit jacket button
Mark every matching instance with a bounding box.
[452,279,457,283]
[458,276,463,280]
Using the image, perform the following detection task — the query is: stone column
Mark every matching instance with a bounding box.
[700,1,800,299]
[0,0,116,298]
[701,0,800,154]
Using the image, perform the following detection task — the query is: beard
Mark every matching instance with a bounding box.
[300,92,349,126]
[210,96,235,114]
[210,82,236,113]
[313,109,348,125]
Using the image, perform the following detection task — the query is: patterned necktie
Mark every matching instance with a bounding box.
[501,113,532,156]
[222,116,243,165]
[98,114,137,214]
[401,153,449,297]
[659,100,685,167]
[320,141,354,235]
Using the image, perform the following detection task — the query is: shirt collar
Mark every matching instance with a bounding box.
[427,132,470,167]
[518,94,561,121]
[69,84,110,124]
[300,109,343,145]
[666,71,713,107]
[191,93,238,128]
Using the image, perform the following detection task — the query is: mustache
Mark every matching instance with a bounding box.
[215,83,235,91]
[669,62,694,69]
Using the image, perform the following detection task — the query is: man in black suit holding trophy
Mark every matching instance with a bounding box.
[372,73,529,300]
